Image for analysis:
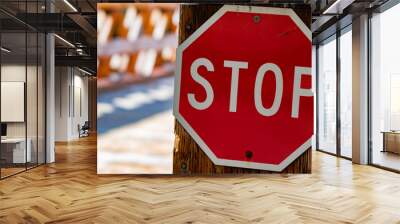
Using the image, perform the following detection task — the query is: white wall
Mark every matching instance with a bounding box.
[1,65,26,139]
[1,82,25,122]
[71,73,89,138]
[55,67,89,141]
[1,64,46,164]
[1,65,36,138]
[1,66,26,128]
[1,65,26,81]
[55,66,69,141]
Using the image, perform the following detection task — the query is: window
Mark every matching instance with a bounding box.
[370,3,400,171]
[312,45,317,150]
[0,1,46,179]
[317,36,337,154]
[339,28,352,158]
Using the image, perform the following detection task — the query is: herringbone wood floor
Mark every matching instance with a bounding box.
[1,135,400,224]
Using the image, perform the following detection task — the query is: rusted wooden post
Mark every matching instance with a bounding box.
[173,4,312,174]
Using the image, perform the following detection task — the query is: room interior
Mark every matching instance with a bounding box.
[54,66,91,142]
[0,0,97,179]
[370,3,400,171]
[0,30,46,178]
[1,0,400,222]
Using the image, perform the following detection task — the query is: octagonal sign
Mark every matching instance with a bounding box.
[173,5,313,171]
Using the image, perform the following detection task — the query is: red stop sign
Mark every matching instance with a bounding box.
[174,5,312,171]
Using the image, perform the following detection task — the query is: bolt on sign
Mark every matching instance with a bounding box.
[173,5,313,171]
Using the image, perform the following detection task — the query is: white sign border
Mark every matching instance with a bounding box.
[173,5,312,172]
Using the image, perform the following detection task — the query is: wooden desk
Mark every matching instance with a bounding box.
[382,131,400,154]
[1,138,31,163]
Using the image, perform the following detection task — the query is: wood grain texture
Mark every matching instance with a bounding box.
[1,135,400,223]
[88,77,97,132]
[173,4,312,174]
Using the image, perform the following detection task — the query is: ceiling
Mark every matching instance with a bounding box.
[0,0,97,73]
[0,0,395,73]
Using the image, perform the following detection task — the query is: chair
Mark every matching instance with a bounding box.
[79,121,90,138]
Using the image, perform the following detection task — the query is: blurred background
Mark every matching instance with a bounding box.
[97,3,178,174]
